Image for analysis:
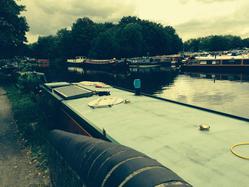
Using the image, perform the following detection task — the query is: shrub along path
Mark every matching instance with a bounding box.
[0,87,48,187]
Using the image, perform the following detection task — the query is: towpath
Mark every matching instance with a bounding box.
[0,87,48,187]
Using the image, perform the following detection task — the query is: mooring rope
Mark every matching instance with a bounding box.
[230,142,249,160]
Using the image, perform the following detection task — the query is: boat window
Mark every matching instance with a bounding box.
[191,60,198,64]
[243,59,249,64]
[200,61,207,65]
[212,60,219,65]
[234,60,242,64]
[222,60,240,64]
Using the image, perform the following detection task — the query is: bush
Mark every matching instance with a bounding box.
[17,71,46,92]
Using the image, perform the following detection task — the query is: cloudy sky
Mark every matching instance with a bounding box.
[19,0,249,43]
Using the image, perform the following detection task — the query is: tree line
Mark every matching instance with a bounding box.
[29,16,183,59]
[2,0,249,60]
[0,0,183,60]
[184,35,249,52]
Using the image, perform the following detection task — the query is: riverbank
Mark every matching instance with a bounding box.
[1,84,50,186]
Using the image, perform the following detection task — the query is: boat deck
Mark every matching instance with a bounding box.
[46,82,249,187]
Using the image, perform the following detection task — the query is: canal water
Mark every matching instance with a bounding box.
[54,67,249,119]
[158,73,249,119]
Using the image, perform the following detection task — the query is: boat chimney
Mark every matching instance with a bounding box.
[134,79,141,96]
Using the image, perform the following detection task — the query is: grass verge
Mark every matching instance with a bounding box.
[4,83,51,182]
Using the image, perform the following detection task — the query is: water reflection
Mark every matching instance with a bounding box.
[67,67,178,94]
[67,67,85,74]
[159,72,249,118]
[186,72,249,82]
[66,67,249,118]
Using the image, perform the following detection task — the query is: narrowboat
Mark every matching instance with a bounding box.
[83,58,127,71]
[36,59,50,68]
[66,56,86,67]
[42,81,249,187]
[67,57,128,71]
[156,54,183,70]
[182,55,249,72]
[127,57,172,73]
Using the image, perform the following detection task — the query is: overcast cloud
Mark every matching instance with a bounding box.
[21,0,135,42]
[175,0,249,40]
[19,0,249,43]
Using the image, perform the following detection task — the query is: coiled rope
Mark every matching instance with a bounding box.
[230,142,249,160]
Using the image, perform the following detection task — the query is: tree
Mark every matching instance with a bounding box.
[118,23,145,57]
[164,26,183,54]
[184,35,244,52]
[89,29,119,59]
[71,17,97,57]
[29,16,183,59]
[243,38,249,48]
[31,36,57,59]
[139,21,165,55]
[0,0,29,58]
[56,28,73,58]
[119,16,141,25]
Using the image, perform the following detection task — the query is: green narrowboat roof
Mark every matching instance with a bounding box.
[46,82,249,187]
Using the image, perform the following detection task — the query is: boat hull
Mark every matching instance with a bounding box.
[82,62,128,71]
[41,85,110,141]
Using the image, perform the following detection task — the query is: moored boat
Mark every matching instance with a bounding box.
[127,56,173,73]
[66,56,86,67]
[182,55,249,72]
[66,57,128,71]
[83,58,128,71]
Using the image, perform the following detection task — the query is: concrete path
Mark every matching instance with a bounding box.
[0,88,48,187]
